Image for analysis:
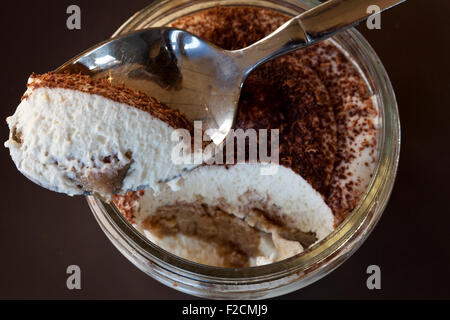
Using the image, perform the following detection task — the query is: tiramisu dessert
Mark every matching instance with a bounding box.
[5,6,379,269]
[114,7,379,268]
[5,72,194,199]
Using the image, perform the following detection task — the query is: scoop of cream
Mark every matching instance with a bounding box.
[5,73,194,199]
[125,164,335,266]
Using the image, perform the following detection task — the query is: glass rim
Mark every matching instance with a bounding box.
[87,0,401,295]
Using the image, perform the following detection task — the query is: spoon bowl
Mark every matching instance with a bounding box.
[58,28,242,143]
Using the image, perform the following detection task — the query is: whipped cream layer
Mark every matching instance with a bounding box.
[119,164,334,267]
[5,73,194,199]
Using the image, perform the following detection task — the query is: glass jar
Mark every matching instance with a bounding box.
[87,0,401,299]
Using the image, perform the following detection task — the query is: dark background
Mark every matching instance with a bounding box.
[0,0,448,300]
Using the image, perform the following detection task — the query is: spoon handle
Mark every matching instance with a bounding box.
[239,0,405,74]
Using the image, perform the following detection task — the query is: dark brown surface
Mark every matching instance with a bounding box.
[0,0,449,300]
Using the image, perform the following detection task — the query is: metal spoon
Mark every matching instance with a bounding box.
[58,0,404,145]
